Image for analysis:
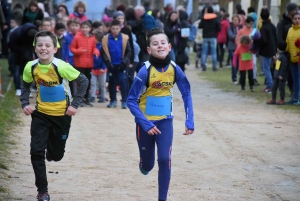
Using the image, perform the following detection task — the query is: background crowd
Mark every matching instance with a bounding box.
[1,0,300,106]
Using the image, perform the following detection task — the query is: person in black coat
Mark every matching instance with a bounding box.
[258,8,277,92]
[164,11,179,61]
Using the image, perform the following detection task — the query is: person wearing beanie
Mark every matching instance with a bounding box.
[277,2,299,101]
[266,41,289,105]
[258,8,277,93]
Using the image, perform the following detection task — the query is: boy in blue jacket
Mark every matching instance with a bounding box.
[127,28,194,201]
[90,30,107,103]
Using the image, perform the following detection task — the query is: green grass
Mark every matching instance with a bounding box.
[197,60,299,112]
[0,59,21,197]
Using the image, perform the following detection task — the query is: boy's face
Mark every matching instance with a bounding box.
[55,28,66,38]
[110,25,121,36]
[81,24,91,36]
[42,21,52,31]
[245,21,253,29]
[103,25,110,34]
[147,34,171,59]
[35,36,57,64]
[10,20,17,28]
[69,23,80,34]
[117,16,125,25]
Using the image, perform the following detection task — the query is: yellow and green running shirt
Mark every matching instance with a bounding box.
[139,62,175,121]
[23,58,80,116]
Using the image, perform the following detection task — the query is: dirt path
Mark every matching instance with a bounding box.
[3,66,300,201]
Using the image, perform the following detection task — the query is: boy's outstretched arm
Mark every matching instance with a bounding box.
[70,73,88,109]
[175,66,194,134]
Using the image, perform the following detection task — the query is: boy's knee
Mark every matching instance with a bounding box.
[157,155,171,167]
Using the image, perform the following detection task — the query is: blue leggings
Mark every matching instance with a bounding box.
[136,118,173,200]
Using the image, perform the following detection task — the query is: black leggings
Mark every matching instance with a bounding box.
[272,78,286,100]
[240,70,254,89]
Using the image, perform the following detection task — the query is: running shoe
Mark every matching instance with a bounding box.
[37,192,50,201]
[107,101,117,108]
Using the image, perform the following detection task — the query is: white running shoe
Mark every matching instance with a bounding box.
[15,89,21,96]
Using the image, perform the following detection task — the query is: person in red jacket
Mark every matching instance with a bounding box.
[69,1,88,23]
[217,13,230,68]
[70,20,99,107]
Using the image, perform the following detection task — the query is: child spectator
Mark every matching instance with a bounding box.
[285,12,300,105]
[267,42,289,105]
[233,35,254,91]
[228,15,242,84]
[20,30,88,201]
[89,30,107,103]
[54,22,66,59]
[41,17,53,31]
[101,19,132,109]
[70,20,99,107]
[92,21,103,34]
[22,0,44,24]
[217,13,230,68]
[69,1,88,23]
[127,27,194,201]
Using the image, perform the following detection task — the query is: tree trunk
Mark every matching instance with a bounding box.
[280,0,291,16]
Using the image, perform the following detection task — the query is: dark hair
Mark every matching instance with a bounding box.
[152,9,160,18]
[207,6,214,13]
[260,8,270,20]
[28,0,39,10]
[92,21,103,29]
[245,16,254,23]
[81,20,92,28]
[94,30,104,42]
[247,6,255,13]
[277,41,287,51]
[220,8,226,13]
[292,12,300,19]
[111,19,121,27]
[240,35,251,45]
[55,22,66,30]
[143,0,150,7]
[222,13,230,20]
[34,31,57,47]
[167,11,177,22]
[125,7,136,21]
[236,3,242,11]
[34,20,42,28]
[57,4,69,16]
[116,4,126,12]
[104,21,111,27]
[67,18,80,26]
[146,27,169,46]
[42,17,53,24]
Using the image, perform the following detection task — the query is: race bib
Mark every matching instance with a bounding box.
[275,60,281,70]
[242,52,252,61]
[145,96,171,116]
[40,84,66,102]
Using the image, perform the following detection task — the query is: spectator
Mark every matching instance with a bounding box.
[134,5,156,32]
[217,13,230,68]
[116,4,126,13]
[92,21,103,34]
[102,21,111,34]
[236,3,246,25]
[198,6,221,71]
[56,4,69,19]
[152,9,164,29]
[163,3,173,23]
[103,5,114,23]
[38,2,49,17]
[247,6,257,28]
[277,3,298,96]
[143,0,151,13]
[1,0,11,58]
[69,1,88,23]
[258,8,277,93]
[54,22,66,59]
[227,15,242,84]
[286,12,300,104]
[41,17,52,31]
[164,11,179,61]
[22,0,44,24]
[126,7,149,71]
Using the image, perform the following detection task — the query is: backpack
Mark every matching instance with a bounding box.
[188,24,197,41]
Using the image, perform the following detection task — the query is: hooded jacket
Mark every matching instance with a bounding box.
[277,14,293,48]
[70,31,99,68]
[198,13,221,38]
[217,19,230,44]
[258,19,277,57]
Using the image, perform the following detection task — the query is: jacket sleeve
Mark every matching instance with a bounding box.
[122,41,132,66]
[164,23,178,36]
[100,46,112,68]
[36,10,44,21]
[198,20,203,29]
[71,73,89,109]
[69,37,82,55]
[216,19,221,32]
[127,66,155,132]
[277,21,286,46]
[280,54,289,78]
[175,66,194,130]
[61,36,68,62]
[258,27,268,45]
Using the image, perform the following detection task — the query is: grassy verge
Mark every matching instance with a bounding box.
[0,59,21,196]
[197,63,299,112]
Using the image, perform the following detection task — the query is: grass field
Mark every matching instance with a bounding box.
[0,59,21,195]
